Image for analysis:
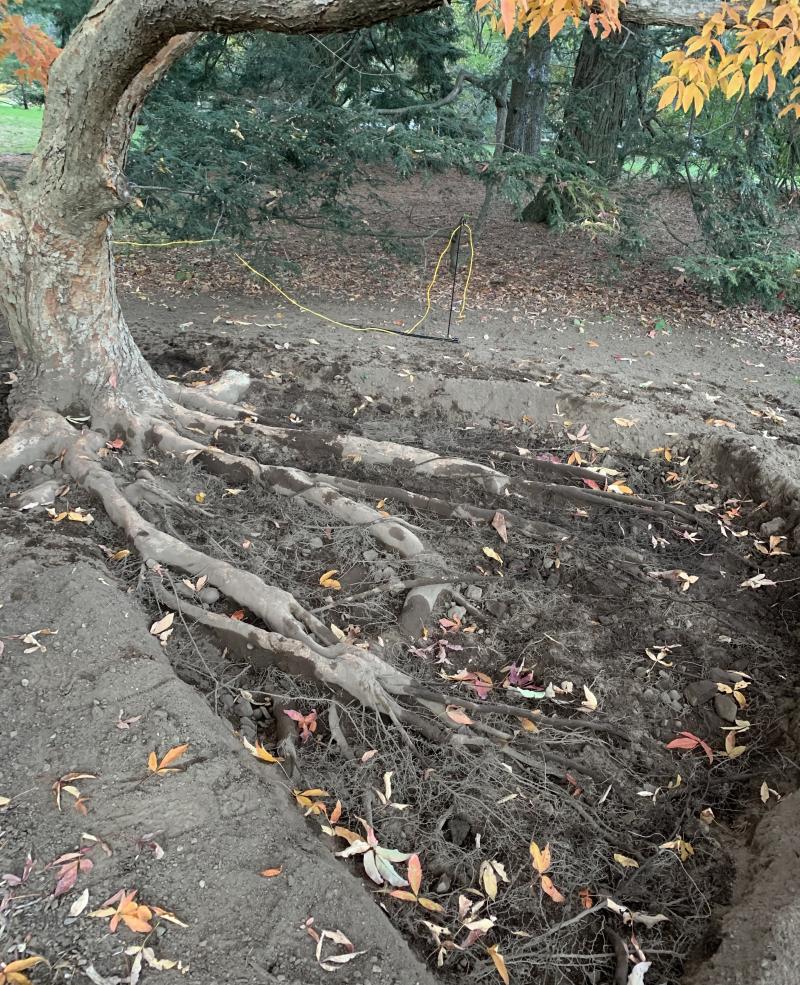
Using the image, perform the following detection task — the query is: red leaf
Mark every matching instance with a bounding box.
[582,478,601,490]
[666,730,713,764]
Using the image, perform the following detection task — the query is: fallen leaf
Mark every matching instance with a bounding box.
[230,609,246,621]
[486,944,510,984]
[482,546,503,565]
[445,705,473,725]
[581,685,598,712]
[613,853,640,868]
[319,569,342,591]
[529,841,551,875]
[194,491,206,504]
[147,744,189,775]
[259,867,283,878]
[242,736,283,764]
[627,961,652,985]
[69,888,90,916]
[613,417,638,428]
[540,875,565,903]
[666,730,714,764]
[705,418,736,429]
[491,512,508,544]
[724,731,746,759]
[149,612,174,637]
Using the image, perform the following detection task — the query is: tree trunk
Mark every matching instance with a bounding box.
[522,25,649,224]
[558,24,649,177]
[0,203,160,420]
[505,32,551,157]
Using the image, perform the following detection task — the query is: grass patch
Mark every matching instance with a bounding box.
[0,103,43,153]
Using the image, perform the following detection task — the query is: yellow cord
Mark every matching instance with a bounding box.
[109,223,474,338]
[112,238,220,248]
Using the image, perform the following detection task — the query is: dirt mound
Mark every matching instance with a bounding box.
[0,512,435,985]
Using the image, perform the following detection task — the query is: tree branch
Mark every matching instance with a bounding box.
[20,0,444,228]
[375,68,487,116]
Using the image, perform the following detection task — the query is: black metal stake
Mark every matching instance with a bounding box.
[446,215,466,341]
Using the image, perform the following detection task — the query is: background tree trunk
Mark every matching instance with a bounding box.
[505,33,552,158]
[558,24,649,177]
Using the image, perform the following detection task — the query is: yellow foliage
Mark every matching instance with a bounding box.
[477,1,800,118]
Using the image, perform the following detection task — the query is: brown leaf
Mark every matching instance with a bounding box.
[445,705,474,726]
[491,512,508,544]
[259,866,283,878]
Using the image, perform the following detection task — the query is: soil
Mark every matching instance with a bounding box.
[2,172,800,985]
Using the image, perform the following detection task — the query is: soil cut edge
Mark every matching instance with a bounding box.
[0,510,437,985]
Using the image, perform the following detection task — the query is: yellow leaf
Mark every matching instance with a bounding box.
[194,491,206,504]
[613,417,638,428]
[658,83,679,111]
[147,751,159,773]
[613,853,640,868]
[747,0,767,21]
[486,944,510,984]
[529,840,551,875]
[319,569,342,590]
[482,546,503,565]
[242,736,284,763]
[481,860,498,900]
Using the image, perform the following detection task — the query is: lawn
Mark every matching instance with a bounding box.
[0,103,43,153]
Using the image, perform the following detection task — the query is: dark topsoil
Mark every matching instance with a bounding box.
[2,176,800,985]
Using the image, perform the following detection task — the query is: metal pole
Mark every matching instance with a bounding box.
[446,216,466,341]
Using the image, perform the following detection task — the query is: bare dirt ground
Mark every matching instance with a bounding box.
[2,172,800,985]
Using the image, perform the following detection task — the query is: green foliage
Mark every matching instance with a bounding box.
[127,10,483,247]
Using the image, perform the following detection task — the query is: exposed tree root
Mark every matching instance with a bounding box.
[0,372,680,792]
[0,410,75,480]
[149,580,613,779]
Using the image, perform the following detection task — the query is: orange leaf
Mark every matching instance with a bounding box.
[260,866,283,878]
[486,944,510,984]
[230,609,246,621]
[147,752,159,773]
[158,743,189,769]
[540,874,565,903]
[500,0,516,36]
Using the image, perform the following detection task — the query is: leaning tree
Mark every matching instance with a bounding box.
[1,0,799,730]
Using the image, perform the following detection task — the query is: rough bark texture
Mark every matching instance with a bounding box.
[623,0,727,26]
[559,24,649,177]
[505,32,552,157]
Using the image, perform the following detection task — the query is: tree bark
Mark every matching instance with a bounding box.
[559,24,649,177]
[623,0,727,26]
[505,32,551,157]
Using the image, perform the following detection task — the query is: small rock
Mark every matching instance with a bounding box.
[684,680,719,707]
[363,549,379,563]
[239,718,257,741]
[307,537,324,550]
[668,689,681,703]
[643,688,657,701]
[656,677,672,692]
[232,696,253,719]
[199,586,221,605]
[714,693,738,723]
[448,605,467,622]
[634,666,648,679]
[709,667,744,686]
[464,585,483,602]
[221,693,235,712]
[759,517,786,538]
[660,692,673,707]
